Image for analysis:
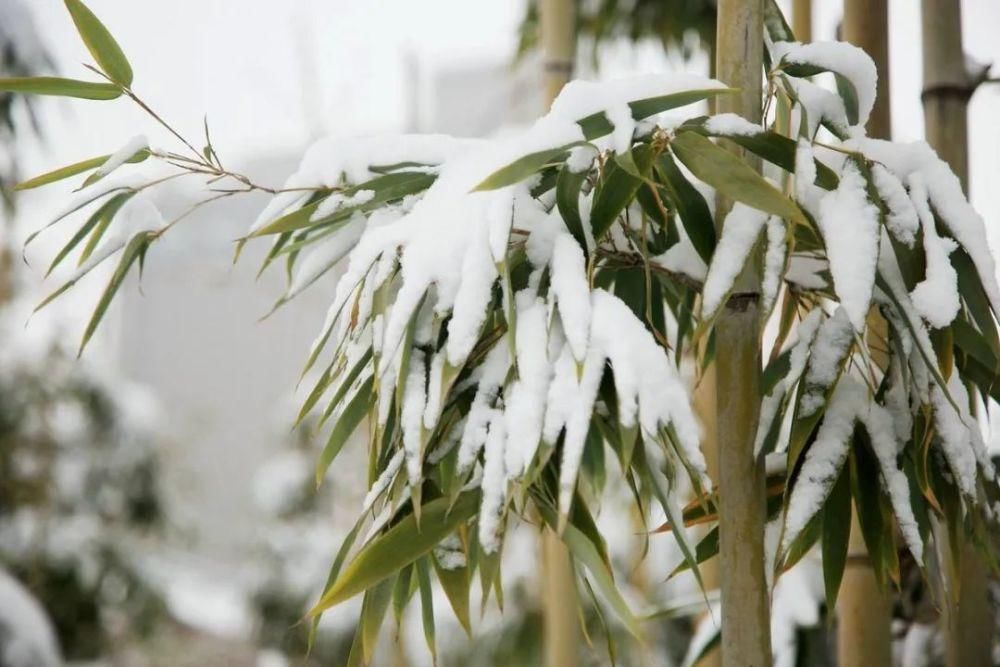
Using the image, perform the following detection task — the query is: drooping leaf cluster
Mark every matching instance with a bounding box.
[8,1,1000,662]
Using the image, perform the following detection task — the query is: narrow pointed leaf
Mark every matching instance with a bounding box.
[309,491,481,614]
[316,374,374,485]
[64,0,133,86]
[670,131,804,224]
[0,76,121,100]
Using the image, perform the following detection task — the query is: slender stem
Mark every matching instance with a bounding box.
[714,2,771,666]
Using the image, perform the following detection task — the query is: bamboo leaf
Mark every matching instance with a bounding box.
[697,127,839,190]
[310,491,481,614]
[79,232,153,354]
[18,155,106,190]
[536,503,643,639]
[822,463,851,610]
[656,152,716,262]
[64,0,133,86]
[577,88,739,140]
[432,553,472,636]
[590,148,651,240]
[476,88,738,192]
[47,191,132,276]
[0,76,121,100]
[474,145,578,191]
[416,557,436,661]
[316,374,374,485]
[555,165,590,251]
[359,575,395,663]
[670,131,804,224]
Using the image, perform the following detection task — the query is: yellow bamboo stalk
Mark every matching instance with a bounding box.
[792,0,811,43]
[714,2,771,666]
[539,2,580,666]
[838,3,894,666]
[921,2,993,664]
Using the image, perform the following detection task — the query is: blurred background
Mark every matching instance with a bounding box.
[1,1,1000,665]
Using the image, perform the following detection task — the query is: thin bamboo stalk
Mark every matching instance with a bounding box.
[539,2,580,666]
[921,2,993,664]
[714,2,771,666]
[792,0,811,43]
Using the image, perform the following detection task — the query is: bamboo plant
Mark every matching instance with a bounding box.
[5,1,1000,663]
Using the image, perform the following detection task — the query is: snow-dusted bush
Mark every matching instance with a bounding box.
[5,1,1000,662]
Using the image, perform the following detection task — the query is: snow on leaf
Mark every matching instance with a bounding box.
[762,216,787,314]
[798,307,853,418]
[502,294,551,479]
[701,202,769,318]
[908,173,960,329]
[849,137,1000,319]
[754,308,824,457]
[871,164,917,247]
[817,160,880,332]
[773,41,877,130]
[550,233,591,361]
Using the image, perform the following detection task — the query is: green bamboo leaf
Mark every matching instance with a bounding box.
[577,88,739,140]
[822,462,851,611]
[80,148,150,188]
[17,155,106,190]
[536,503,643,640]
[696,127,840,190]
[77,191,134,266]
[670,131,805,224]
[474,145,579,191]
[590,149,650,240]
[851,437,888,588]
[0,76,121,100]
[656,152,716,262]
[555,165,590,251]
[391,565,414,624]
[432,553,472,636]
[360,575,395,663]
[64,0,133,86]
[316,374,374,485]
[309,491,481,614]
[253,172,434,236]
[47,191,132,276]
[780,63,860,127]
[476,88,738,192]
[308,515,365,654]
[79,232,153,355]
[416,557,436,661]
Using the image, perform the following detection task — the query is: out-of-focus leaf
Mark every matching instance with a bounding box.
[310,491,481,614]
[316,374,374,485]
[0,76,121,100]
[670,131,804,224]
[64,0,133,86]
